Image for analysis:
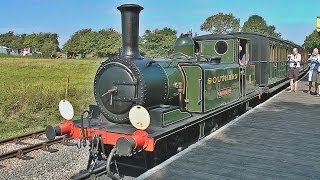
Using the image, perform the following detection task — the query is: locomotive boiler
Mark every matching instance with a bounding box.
[94,4,181,124]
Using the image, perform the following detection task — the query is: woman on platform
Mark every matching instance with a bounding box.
[307,48,319,94]
[316,56,320,97]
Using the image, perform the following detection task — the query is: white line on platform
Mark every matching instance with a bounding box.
[136,88,288,180]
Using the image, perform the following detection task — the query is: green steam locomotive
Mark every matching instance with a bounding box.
[46,4,308,179]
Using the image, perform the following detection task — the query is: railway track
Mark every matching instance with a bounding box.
[0,130,45,144]
[0,130,73,162]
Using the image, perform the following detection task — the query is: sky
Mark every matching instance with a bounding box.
[0,0,318,47]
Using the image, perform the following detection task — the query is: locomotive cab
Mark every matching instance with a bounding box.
[172,34,257,112]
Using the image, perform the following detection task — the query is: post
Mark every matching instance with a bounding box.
[65,75,69,99]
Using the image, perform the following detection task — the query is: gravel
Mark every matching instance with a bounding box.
[0,142,27,154]
[0,139,90,180]
[0,134,48,154]
[0,138,135,179]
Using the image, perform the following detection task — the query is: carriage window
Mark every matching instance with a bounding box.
[194,41,200,53]
[304,52,307,60]
[274,46,276,61]
[273,46,278,61]
[269,45,273,61]
[279,47,282,60]
[238,39,249,65]
[275,46,278,61]
[214,40,228,55]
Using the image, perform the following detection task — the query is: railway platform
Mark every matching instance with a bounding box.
[137,76,320,180]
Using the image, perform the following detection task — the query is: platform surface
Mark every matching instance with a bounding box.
[138,77,320,180]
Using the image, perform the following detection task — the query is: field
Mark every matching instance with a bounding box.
[0,57,101,140]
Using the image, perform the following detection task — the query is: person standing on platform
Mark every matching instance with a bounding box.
[307,48,320,94]
[287,48,301,93]
[316,56,320,96]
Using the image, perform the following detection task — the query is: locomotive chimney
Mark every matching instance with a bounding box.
[117,4,143,59]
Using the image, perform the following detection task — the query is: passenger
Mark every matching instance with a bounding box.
[316,57,320,96]
[287,48,301,93]
[238,45,247,67]
[307,48,319,94]
[239,45,249,95]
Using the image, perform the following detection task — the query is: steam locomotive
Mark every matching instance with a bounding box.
[45,4,308,179]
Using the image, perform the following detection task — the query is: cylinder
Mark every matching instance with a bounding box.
[117,4,143,59]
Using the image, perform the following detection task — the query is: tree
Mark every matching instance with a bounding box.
[303,30,320,52]
[94,28,121,57]
[63,28,121,58]
[0,31,24,48]
[140,27,177,57]
[23,32,59,56]
[200,13,240,34]
[63,29,92,57]
[78,30,96,57]
[242,15,281,38]
[0,31,59,56]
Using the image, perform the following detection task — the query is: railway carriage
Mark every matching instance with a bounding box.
[229,32,308,90]
[45,4,308,179]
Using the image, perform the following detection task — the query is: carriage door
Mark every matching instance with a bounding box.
[245,41,256,94]
[180,65,203,113]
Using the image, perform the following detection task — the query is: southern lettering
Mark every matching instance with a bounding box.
[207,73,238,84]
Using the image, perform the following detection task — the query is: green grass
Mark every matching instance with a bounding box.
[0,57,101,140]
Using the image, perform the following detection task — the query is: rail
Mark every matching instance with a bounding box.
[0,131,72,161]
[0,130,45,144]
